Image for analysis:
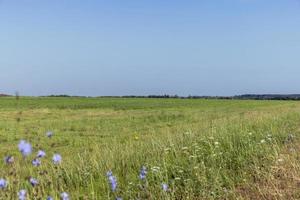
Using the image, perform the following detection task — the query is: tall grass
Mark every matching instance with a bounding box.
[0,98,299,199]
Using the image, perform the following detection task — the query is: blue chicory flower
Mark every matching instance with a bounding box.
[162,183,168,191]
[0,179,7,189]
[46,131,53,138]
[18,140,32,157]
[139,166,147,180]
[29,177,38,187]
[60,192,69,200]
[106,171,117,192]
[18,189,26,200]
[37,150,46,158]
[4,155,14,164]
[52,154,62,165]
[32,158,41,167]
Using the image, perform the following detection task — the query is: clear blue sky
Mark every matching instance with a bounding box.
[1,0,300,96]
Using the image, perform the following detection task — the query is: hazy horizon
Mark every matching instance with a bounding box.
[1,0,300,96]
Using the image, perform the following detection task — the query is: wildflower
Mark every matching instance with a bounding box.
[60,192,69,200]
[0,179,7,189]
[162,183,168,191]
[32,158,41,167]
[46,197,53,200]
[248,132,253,136]
[52,154,62,165]
[18,189,26,200]
[37,150,46,158]
[46,131,53,138]
[18,140,32,157]
[139,166,147,180]
[107,171,113,177]
[116,198,122,200]
[260,139,265,144]
[106,171,117,192]
[4,155,14,164]
[214,141,219,145]
[29,177,38,187]
[277,158,284,162]
[151,166,160,173]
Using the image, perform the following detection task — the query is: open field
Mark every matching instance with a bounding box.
[0,97,299,199]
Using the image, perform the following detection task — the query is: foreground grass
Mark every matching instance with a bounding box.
[0,97,299,199]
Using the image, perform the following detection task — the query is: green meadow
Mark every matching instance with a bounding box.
[0,97,299,199]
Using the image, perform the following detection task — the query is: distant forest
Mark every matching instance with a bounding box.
[2,93,300,100]
[44,94,300,100]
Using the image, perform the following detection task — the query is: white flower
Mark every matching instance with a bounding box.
[151,166,160,173]
[277,158,284,162]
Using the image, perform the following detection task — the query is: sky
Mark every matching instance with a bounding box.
[1,0,300,96]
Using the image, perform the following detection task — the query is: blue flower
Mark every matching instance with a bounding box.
[60,192,69,200]
[106,171,113,177]
[18,189,26,200]
[106,171,117,192]
[162,183,168,191]
[46,131,53,138]
[29,177,38,187]
[139,166,147,180]
[32,158,41,167]
[52,154,62,165]
[0,179,7,189]
[4,155,14,164]
[116,198,122,200]
[18,140,32,157]
[37,150,46,158]
[46,196,53,200]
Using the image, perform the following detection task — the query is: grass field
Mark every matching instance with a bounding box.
[0,97,299,199]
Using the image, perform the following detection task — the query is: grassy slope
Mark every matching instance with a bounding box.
[0,97,299,199]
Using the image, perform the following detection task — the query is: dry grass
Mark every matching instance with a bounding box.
[236,138,300,200]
